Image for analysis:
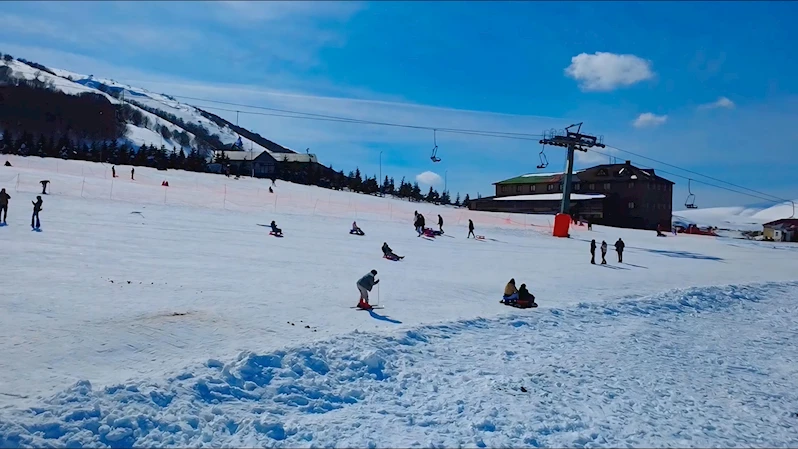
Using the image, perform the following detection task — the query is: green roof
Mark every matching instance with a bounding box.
[495,172,574,185]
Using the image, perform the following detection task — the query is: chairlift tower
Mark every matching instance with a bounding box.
[539,123,606,215]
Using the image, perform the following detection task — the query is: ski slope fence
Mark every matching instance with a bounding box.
[0,156,576,235]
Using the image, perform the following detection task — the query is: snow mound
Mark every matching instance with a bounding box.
[2,281,798,448]
[674,199,797,231]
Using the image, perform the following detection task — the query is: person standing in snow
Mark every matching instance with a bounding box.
[414,213,426,237]
[590,239,597,265]
[31,196,42,230]
[614,238,625,263]
[40,180,49,195]
[131,167,135,180]
[111,166,117,178]
[0,188,10,224]
[438,214,444,233]
[467,219,475,239]
[600,240,608,265]
[356,269,379,310]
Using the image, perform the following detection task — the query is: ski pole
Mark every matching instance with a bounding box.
[377,282,381,307]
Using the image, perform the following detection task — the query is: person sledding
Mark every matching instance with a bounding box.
[350,221,365,236]
[501,278,519,303]
[382,242,404,260]
[517,283,538,308]
[269,220,283,236]
[356,269,379,310]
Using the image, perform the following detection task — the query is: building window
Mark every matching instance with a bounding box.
[547,184,554,191]
[588,183,595,191]
[516,185,522,193]
[530,185,536,192]
[603,183,611,190]
[501,186,508,193]
[573,183,580,191]
[628,202,635,209]
[628,182,635,189]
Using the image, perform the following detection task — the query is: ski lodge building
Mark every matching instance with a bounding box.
[762,218,798,242]
[468,160,675,231]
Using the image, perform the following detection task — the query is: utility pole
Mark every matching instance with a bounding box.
[379,151,383,197]
[539,123,606,215]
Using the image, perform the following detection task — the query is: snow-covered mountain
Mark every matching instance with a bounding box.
[673,199,797,231]
[0,55,297,158]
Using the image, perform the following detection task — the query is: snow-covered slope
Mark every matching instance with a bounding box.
[0,57,293,157]
[1,156,798,447]
[674,199,797,231]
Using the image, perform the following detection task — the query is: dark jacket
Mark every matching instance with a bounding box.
[615,239,625,252]
[468,220,474,231]
[382,243,392,255]
[590,241,596,253]
[519,285,534,301]
[32,198,43,212]
[357,272,379,290]
[418,214,425,227]
[438,215,443,226]
[0,191,9,206]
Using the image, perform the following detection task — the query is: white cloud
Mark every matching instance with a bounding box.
[698,96,735,110]
[415,171,443,186]
[565,52,655,92]
[633,112,668,129]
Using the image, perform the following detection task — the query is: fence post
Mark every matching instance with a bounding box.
[80,178,85,198]
[274,193,278,213]
[15,174,19,192]
[223,185,227,209]
[109,180,114,200]
[313,199,318,215]
[164,186,168,204]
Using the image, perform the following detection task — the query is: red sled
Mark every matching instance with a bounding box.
[500,299,538,309]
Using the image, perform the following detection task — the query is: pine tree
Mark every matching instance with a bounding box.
[454,192,461,207]
[412,182,422,202]
[463,194,471,208]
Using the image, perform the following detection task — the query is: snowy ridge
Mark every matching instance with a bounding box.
[1,58,290,157]
[1,281,797,448]
[674,199,798,231]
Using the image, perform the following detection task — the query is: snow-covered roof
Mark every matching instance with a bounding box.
[520,172,564,178]
[494,193,605,201]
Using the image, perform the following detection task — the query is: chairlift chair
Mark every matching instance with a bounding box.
[430,129,441,163]
[685,179,698,209]
[536,144,549,169]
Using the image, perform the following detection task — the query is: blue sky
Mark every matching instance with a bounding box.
[1,1,797,208]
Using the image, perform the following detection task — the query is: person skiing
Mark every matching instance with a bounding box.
[40,180,49,195]
[438,214,444,233]
[381,242,403,260]
[614,238,625,263]
[356,269,379,310]
[0,188,9,224]
[31,196,42,230]
[111,166,117,178]
[590,239,597,264]
[269,220,282,236]
[600,240,608,265]
[467,219,475,238]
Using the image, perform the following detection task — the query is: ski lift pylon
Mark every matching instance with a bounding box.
[685,179,697,209]
[430,129,441,163]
